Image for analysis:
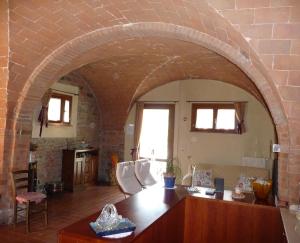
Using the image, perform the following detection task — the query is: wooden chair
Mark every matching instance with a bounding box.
[11,170,48,233]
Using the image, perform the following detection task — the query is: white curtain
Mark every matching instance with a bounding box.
[131,102,144,160]
[234,102,246,134]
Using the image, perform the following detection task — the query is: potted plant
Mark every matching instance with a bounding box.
[163,159,176,188]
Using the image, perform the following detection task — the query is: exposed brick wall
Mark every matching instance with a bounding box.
[31,73,100,184]
[0,0,9,216]
[0,0,299,223]
[8,0,276,125]
[208,0,300,202]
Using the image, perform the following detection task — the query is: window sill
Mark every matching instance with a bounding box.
[140,157,168,162]
[48,123,72,127]
[190,128,239,134]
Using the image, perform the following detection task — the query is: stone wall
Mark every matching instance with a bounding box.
[98,130,125,183]
[31,73,100,184]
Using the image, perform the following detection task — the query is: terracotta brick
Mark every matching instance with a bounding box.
[271,70,288,85]
[258,40,290,54]
[278,177,288,189]
[288,175,300,202]
[284,102,300,118]
[255,7,290,24]
[219,9,254,24]
[271,0,300,7]
[291,40,300,55]
[12,5,41,22]
[289,102,300,119]
[206,0,235,10]
[288,71,300,86]
[0,108,6,118]
[274,55,300,70]
[274,24,300,39]
[279,86,300,101]
[290,6,300,22]
[288,164,300,174]
[0,69,8,89]
[215,27,228,42]
[236,0,270,8]
[0,28,8,47]
[0,56,8,67]
[290,129,300,147]
[0,0,8,184]
[239,24,273,39]
[248,39,260,52]
[278,164,288,175]
[260,55,274,69]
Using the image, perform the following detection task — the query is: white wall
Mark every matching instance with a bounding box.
[32,83,79,138]
[124,79,276,176]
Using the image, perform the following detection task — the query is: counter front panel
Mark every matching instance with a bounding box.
[59,186,285,243]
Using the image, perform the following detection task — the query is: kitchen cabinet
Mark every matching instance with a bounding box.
[62,148,98,192]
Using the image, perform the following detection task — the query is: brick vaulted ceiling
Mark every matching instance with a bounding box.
[76,37,264,129]
[1,0,299,210]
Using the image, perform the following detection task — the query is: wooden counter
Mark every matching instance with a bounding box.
[59,186,285,243]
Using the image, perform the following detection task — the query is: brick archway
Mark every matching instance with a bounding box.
[7,22,288,199]
[18,22,286,122]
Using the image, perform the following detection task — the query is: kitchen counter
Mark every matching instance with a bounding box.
[59,186,284,243]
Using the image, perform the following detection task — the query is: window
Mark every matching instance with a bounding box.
[48,93,72,125]
[191,103,237,133]
[139,104,175,161]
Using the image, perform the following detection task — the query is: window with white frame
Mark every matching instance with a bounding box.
[48,93,72,125]
[191,103,238,133]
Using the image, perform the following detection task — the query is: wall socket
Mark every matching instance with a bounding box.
[272,144,281,153]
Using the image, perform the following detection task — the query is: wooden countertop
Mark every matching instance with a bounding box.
[59,185,188,242]
[280,208,300,243]
[59,186,279,243]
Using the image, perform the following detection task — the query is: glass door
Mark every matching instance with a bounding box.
[138,104,175,181]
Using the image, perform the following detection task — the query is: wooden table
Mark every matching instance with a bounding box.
[59,186,284,243]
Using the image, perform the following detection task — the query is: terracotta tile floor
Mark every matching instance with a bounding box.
[0,186,124,243]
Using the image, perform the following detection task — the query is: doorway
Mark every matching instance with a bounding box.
[139,104,175,180]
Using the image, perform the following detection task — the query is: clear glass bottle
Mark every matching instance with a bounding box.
[191,164,196,187]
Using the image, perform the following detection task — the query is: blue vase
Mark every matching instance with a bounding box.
[164,176,176,188]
